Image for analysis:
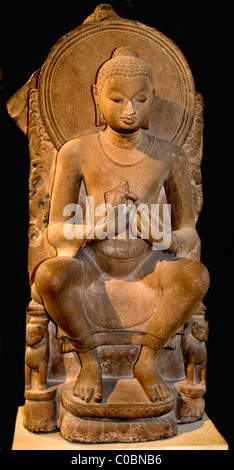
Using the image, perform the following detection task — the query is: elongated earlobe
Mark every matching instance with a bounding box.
[142,117,149,130]
[92,84,106,127]
[96,104,106,127]
[142,88,155,129]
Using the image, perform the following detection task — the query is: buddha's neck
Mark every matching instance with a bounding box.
[103,126,143,149]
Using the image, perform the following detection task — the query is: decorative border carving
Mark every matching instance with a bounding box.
[183,92,204,221]
[28,89,57,276]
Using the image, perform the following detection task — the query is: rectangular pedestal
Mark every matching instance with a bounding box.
[12,407,228,450]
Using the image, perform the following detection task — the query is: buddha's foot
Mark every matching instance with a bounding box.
[134,347,171,402]
[72,352,103,403]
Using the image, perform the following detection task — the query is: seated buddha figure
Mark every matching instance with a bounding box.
[34,47,209,404]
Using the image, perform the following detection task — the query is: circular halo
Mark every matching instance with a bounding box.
[38,19,195,150]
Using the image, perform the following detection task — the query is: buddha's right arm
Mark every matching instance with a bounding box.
[47,223,84,257]
[47,141,116,256]
[47,142,86,257]
[48,220,110,257]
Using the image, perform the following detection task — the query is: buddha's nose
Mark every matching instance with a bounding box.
[124,100,135,115]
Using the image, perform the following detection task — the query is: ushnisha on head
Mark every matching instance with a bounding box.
[95,47,154,98]
[92,47,155,131]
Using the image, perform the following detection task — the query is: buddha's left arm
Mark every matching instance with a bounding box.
[164,148,199,257]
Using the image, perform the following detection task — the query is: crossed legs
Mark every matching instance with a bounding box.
[34,255,209,403]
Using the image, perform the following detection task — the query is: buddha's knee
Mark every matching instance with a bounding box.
[176,259,210,298]
[34,257,83,299]
[161,258,210,298]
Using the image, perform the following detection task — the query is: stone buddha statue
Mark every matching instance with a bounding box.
[33,47,209,406]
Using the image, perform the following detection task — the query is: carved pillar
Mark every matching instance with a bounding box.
[24,301,57,432]
[174,92,209,423]
[22,89,58,432]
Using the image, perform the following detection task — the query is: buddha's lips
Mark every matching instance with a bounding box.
[121,116,137,124]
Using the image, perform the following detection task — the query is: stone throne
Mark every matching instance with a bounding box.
[7,4,208,443]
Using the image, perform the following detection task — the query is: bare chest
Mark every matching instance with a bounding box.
[82,153,169,207]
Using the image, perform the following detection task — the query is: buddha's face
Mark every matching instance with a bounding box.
[100,75,154,133]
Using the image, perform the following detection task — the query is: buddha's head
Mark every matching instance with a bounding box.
[92,47,155,133]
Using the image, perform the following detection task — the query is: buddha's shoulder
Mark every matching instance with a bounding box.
[151,135,184,155]
[149,135,187,164]
[58,133,98,159]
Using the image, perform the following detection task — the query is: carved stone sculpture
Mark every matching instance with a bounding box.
[7,5,210,443]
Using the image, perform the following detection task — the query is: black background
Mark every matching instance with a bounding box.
[0,0,233,453]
